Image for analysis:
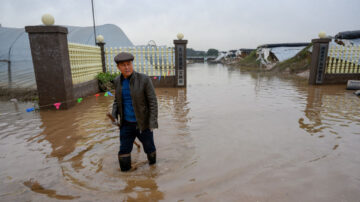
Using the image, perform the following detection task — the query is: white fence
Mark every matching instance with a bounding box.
[105,46,175,76]
[68,42,103,84]
[327,44,360,74]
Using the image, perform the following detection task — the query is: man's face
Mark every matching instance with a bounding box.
[117,61,133,78]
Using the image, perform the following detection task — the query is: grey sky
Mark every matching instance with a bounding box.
[1,0,359,51]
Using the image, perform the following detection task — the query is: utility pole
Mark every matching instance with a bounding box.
[91,0,97,45]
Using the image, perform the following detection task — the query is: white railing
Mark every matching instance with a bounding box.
[326,44,360,74]
[105,46,175,76]
[68,42,103,84]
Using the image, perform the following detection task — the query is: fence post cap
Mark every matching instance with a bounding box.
[318,31,326,38]
[25,25,68,34]
[177,33,184,40]
[42,14,55,25]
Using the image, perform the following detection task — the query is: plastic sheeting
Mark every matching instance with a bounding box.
[258,43,309,48]
[0,27,30,62]
[257,48,270,65]
[271,46,306,62]
[214,52,226,62]
[257,46,306,65]
[0,24,133,89]
[67,24,133,47]
[256,43,309,65]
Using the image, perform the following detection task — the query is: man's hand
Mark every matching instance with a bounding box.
[107,113,119,126]
[111,119,120,126]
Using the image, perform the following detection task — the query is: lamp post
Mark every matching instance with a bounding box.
[96,35,106,72]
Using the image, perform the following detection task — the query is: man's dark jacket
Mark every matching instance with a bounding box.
[112,71,158,131]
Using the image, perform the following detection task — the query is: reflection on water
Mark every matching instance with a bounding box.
[298,85,360,155]
[0,87,191,201]
[299,85,360,136]
[23,179,80,200]
[1,63,360,201]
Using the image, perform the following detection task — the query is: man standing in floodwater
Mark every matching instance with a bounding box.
[111,52,158,172]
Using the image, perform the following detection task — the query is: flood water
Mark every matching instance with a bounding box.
[1,63,360,201]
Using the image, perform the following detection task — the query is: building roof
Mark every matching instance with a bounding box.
[257,43,310,48]
[240,48,255,52]
[335,30,360,39]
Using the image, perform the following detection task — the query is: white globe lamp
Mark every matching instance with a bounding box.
[96,35,104,43]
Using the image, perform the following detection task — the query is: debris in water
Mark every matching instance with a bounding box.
[53,102,61,109]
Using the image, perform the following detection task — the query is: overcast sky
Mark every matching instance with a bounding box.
[1,0,359,51]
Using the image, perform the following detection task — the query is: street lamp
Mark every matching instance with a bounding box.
[96,35,104,43]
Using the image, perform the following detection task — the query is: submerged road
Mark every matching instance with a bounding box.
[1,63,360,201]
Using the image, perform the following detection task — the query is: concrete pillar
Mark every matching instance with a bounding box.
[25,25,74,109]
[309,38,331,85]
[174,39,188,87]
[96,42,106,72]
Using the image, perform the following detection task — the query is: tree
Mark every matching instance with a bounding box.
[186,48,206,57]
[206,48,219,56]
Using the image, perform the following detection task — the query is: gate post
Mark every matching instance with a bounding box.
[309,37,331,85]
[25,23,74,109]
[174,34,188,87]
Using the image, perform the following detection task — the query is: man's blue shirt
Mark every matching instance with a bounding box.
[121,78,137,122]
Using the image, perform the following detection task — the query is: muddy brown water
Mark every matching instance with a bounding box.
[1,63,360,201]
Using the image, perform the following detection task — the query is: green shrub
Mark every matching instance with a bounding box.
[236,50,260,67]
[96,72,120,91]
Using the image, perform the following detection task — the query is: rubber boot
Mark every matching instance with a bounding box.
[147,151,156,165]
[118,155,131,172]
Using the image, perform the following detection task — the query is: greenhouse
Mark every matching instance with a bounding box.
[0,24,133,89]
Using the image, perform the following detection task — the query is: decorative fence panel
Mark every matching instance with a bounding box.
[105,46,175,76]
[326,44,360,74]
[68,42,103,84]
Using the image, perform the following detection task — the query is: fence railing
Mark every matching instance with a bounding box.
[326,44,360,74]
[105,46,175,76]
[68,42,103,84]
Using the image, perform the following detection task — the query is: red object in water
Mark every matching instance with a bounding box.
[54,102,61,109]
[95,93,100,97]
[154,77,157,79]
